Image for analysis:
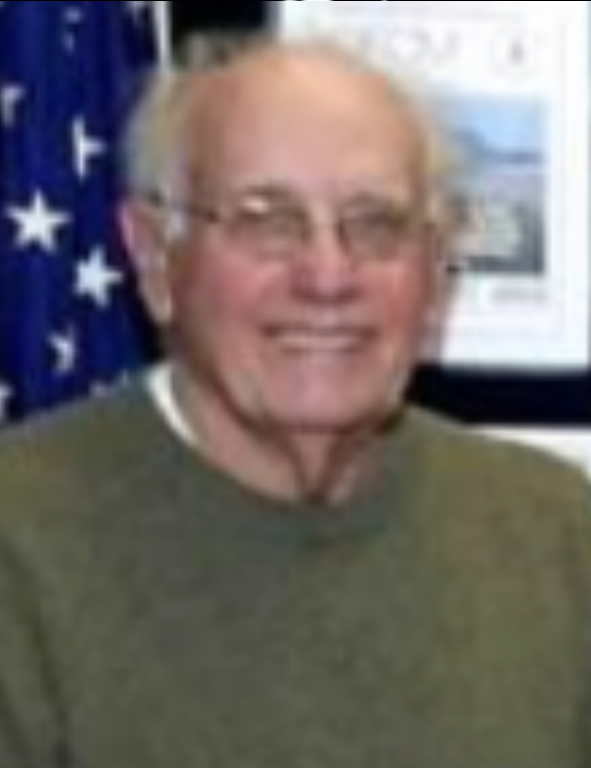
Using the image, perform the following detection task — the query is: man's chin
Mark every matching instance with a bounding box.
[261,403,388,437]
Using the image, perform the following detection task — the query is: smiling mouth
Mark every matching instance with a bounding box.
[269,325,372,354]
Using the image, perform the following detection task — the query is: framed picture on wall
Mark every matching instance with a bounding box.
[275,0,591,373]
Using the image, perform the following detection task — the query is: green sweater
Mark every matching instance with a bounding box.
[0,383,589,768]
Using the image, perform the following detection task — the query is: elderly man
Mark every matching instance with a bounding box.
[0,34,589,768]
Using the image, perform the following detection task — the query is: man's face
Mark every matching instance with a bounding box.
[148,62,444,441]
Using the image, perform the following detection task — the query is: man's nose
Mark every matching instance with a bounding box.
[289,220,360,301]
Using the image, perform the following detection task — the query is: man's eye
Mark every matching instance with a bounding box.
[349,207,417,240]
[233,204,302,238]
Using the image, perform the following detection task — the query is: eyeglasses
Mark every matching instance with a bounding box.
[151,188,429,264]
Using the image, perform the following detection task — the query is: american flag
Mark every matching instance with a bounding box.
[0,1,160,425]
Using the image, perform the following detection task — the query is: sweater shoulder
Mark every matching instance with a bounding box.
[0,380,162,534]
[403,405,591,525]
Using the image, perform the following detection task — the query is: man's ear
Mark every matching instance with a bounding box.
[118,200,173,325]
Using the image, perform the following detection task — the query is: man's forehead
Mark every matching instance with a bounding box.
[176,44,432,193]
[187,42,412,113]
[185,45,422,142]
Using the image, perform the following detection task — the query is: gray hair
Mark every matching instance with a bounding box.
[122,30,264,200]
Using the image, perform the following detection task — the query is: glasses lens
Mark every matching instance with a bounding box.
[342,201,423,261]
[225,194,307,259]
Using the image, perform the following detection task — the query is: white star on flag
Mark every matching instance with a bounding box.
[49,330,78,375]
[1,83,25,127]
[63,6,85,52]
[0,382,11,422]
[64,6,84,25]
[75,248,124,308]
[5,190,70,252]
[72,117,106,179]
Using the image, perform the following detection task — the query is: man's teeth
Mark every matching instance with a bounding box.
[276,329,365,351]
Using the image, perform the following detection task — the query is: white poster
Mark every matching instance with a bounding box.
[276,1,591,372]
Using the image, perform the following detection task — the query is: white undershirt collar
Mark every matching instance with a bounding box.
[146,364,198,447]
